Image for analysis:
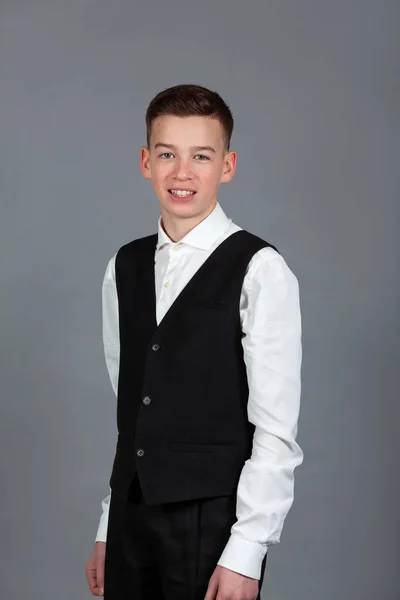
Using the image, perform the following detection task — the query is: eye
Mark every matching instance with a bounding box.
[194,154,210,160]
[160,152,174,159]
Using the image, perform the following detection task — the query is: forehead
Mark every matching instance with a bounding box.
[150,115,224,148]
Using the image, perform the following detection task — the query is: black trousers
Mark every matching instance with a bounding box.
[104,474,267,599]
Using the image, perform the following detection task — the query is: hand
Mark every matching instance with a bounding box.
[204,564,259,600]
[85,541,106,596]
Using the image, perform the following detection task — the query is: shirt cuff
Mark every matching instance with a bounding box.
[95,507,109,542]
[217,534,268,580]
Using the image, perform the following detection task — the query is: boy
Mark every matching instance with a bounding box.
[85,84,303,600]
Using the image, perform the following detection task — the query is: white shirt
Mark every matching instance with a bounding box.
[95,201,304,580]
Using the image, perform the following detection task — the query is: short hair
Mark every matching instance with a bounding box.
[145,84,234,151]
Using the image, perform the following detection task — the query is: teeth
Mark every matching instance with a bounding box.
[170,189,195,197]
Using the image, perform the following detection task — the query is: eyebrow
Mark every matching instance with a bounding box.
[154,143,216,154]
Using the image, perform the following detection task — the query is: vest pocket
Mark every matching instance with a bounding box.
[169,441,235,454]
[187,299,229,311]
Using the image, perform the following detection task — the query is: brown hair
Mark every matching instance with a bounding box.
[145,84,234,150]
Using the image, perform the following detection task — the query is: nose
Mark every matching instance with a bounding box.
[173,158,192,181]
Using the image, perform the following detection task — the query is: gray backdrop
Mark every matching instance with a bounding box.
[0,1,398,599]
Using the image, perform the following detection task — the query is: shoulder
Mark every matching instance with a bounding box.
[117,233,157,255]
[244,243,300,295]
[115,233,157,266]
[103,233,157,283]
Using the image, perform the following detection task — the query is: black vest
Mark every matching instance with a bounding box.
[109,229,279,505]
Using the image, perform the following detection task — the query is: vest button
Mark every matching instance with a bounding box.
[152,343,160,351]
[136,448,145,457]
[142,396,151,405]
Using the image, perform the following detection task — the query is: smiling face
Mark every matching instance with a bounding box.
[140,115,236,224]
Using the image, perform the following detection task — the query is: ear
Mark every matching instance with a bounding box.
[140,146,152,180]
[220,150,237,184]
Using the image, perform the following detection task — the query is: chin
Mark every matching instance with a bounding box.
[161,195,198,211]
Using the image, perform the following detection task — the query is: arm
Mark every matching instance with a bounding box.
[217,246,304,580]
[95,253,120,543]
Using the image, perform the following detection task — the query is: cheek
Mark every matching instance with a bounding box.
[194,162,219,179]
[200,167,222,187]
[151,164,171,185]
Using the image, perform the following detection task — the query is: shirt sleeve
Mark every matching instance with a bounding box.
[95,491,111,542]
[94,253,119,543]
[217,246,304,579]
[102,253,120,397]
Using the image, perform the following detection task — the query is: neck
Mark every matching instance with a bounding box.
[160,203,217,243]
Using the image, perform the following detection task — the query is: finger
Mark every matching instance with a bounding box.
[86,565,103,596]
[95,552,105,593]
[86,565,97,590]
[96,559,105,596]
[204,577,218,600]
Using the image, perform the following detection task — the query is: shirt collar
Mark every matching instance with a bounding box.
[156,202,231,252]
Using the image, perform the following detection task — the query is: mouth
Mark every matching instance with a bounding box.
[168,188,197,202]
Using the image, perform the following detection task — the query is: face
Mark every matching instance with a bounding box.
[140,115,236,223]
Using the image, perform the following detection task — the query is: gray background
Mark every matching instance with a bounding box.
[0,1,398,599]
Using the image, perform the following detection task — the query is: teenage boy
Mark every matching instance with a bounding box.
[85,84,304,600]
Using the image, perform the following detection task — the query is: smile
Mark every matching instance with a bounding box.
[169,189,196,197]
